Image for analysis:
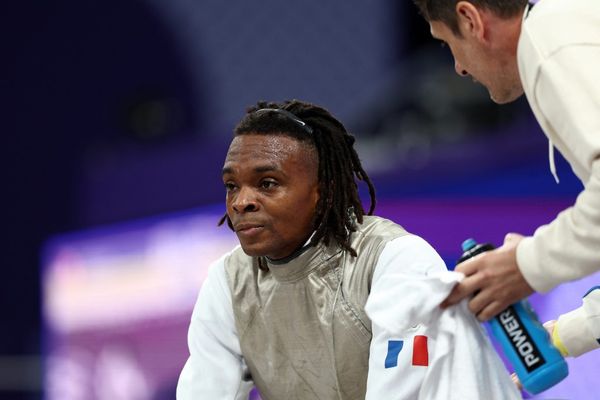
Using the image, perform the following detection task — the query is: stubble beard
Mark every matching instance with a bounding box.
[488,79,524,105]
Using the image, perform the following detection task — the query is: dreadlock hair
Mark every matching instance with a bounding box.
[219,99,376,259]
[412,0,527,36]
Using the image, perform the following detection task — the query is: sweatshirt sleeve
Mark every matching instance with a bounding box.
[554,286,600,357]
[365,235,520,400]
[516,43,600,293]
[176,253,253,400]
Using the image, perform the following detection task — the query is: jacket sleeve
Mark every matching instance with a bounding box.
[176,254,253,400]
[516,43,600,293]
[364,235,520,400]
[554,286,600,357]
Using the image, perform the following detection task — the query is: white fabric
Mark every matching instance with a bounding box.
[365,257,520,399]
[177,236,519,399]
[555,287,600,357]
[516,0,600,293]
[548,140,559,184]
[582,287,600,341]
[177,248,253,400]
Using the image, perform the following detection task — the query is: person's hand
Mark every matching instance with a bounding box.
[441,233,535,321]
[511,321,556,390]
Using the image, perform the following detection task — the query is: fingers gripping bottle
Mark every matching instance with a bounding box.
[458,239,569,394]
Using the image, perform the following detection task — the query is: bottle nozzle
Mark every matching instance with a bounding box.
[461,238,477,252]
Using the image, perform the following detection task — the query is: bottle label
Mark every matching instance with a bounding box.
[498,305,546,372]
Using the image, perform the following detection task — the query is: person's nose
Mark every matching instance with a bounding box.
[231,187,258,213]
[455,60,468,77]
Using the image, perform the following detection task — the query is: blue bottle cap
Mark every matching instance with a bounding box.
[461,238,478,252]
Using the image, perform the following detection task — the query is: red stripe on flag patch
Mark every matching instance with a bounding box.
[412,335,429,366]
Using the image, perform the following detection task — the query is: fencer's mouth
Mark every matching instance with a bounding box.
[234,223,264,232]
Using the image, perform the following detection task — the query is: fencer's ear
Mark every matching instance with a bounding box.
[455,1,485,40]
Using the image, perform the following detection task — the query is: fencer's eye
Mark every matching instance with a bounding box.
[260,180,278,190]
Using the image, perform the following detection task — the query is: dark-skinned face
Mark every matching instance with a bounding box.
[222,133,320,260]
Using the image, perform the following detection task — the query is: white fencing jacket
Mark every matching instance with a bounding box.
[178,228,519,399]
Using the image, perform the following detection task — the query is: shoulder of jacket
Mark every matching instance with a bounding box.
[357,215,409,241]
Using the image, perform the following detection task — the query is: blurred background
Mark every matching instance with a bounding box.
[2,1,596,399]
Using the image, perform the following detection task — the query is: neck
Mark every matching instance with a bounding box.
[266,231,317,265]
[483,10,523,56]
[266,241,314,265]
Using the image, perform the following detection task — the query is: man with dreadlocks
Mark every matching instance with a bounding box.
[176,100,519,400]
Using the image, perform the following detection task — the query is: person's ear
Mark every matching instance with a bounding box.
[455,1,485,41]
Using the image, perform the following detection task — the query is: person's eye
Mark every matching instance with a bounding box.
[224,182,237,192]
[260,180,278,190]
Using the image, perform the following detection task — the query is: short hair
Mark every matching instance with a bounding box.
[413,0,527,35]
[220,99,376,259]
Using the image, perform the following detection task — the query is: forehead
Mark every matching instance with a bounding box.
[223,134,317,173]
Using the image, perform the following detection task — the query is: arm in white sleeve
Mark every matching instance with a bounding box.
[517,44,600,293]
[554,286,600,357]
[365,235,520,400]
[177,253,253,400]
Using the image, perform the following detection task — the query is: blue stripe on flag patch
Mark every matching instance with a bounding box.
[385,340,404,368]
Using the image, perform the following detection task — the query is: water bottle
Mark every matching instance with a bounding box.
[458,238,569,394]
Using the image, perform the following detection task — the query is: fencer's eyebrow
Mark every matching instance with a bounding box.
[222,164,280,176]
[253,165,279,173]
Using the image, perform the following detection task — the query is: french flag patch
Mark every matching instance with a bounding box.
[385,335,429,368]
